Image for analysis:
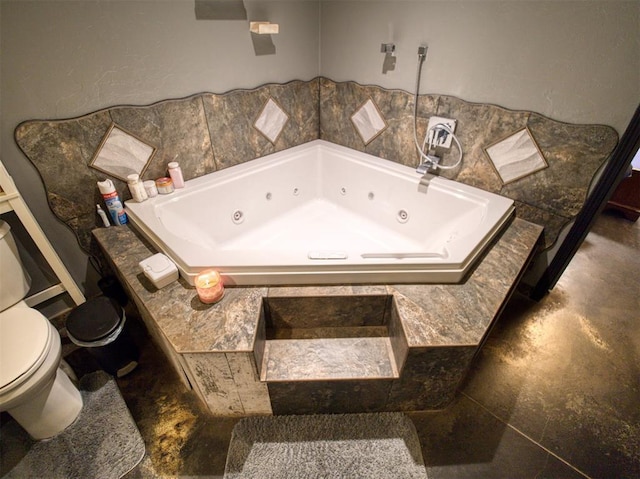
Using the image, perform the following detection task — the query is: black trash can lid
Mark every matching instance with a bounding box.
[66,296,124,343]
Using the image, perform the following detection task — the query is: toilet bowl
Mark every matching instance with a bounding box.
[0,220,82,439]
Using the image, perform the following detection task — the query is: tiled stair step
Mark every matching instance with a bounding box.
[267,325,389,340]
[261,337,399,382]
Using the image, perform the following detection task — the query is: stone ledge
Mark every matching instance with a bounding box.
[261,337,398,382]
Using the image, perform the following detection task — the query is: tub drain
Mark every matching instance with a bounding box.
[232,210,244,224]
[397,209,409,223]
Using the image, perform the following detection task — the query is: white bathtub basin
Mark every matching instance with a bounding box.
[126,140,514,286]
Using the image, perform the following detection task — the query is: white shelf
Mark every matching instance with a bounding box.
[0,161,85,308]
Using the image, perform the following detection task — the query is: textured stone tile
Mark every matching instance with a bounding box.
[388,299,409,372]
[264,295,390,330]
[267,326,389,340]
[14,112,113,246]
[262,337,397,381]
[514,200,570,250]
[392,218,543,347]
[182,353,245,416]
[268,379,393,415]
[109,95,216,182]
[267,284,388,297]
[501,113,618,219]
[203,80,319,170]
[319,78,426,168]
[387,346,477,411]
[226,352,272,415]
[93,226,267,353]
[435,95,529,191]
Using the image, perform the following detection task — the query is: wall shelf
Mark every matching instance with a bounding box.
[0,161,85,308]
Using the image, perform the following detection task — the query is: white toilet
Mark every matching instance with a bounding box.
[0,220,83,439]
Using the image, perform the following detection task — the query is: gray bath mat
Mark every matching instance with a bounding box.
[224,412,428,478]
[1,370,145,479]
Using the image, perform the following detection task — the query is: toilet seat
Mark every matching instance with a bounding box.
[0,307,51,394]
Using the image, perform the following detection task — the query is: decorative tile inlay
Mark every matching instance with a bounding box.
[254,97,289,144]
[484,127,548,185]
[90,123,156,182]
[350,98,387,145]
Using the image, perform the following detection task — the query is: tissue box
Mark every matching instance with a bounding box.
[139,253,178,289]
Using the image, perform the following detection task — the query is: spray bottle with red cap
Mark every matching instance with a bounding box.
[97,179,127,225]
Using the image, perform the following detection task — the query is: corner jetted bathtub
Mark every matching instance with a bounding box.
[126,140,514,286]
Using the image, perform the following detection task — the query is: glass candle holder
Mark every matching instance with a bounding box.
[195,269,225,304]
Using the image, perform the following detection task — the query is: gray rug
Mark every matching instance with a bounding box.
[1,370,145,479]
[224,412,428,478]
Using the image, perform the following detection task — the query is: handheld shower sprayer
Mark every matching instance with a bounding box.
[418,45,428,61]
[413,44,463,173]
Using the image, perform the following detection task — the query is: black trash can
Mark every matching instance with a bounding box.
[66,296,139,377]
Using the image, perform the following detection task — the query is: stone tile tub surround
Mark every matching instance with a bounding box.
[319,78,618,250]
[93,217,542,416]
[15,78,616,256]
[14,80,319,253]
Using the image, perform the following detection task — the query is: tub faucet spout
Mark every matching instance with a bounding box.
[416,154,440,175]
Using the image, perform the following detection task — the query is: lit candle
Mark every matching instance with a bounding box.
[195,269,225,304]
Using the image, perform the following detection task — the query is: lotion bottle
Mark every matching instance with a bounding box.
[127,174,148,202]
[167,162,185,189]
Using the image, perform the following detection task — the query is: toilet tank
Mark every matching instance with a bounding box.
[0,220,31,311]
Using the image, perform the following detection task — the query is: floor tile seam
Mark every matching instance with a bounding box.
[460,392,593,479]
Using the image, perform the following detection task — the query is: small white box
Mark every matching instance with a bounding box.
[139,253,178,289]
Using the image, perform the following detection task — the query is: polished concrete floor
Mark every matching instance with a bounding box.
[3,211,638,478]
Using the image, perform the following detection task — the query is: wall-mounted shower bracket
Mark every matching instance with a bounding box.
[380,43,395,54]
[381,43,396,74]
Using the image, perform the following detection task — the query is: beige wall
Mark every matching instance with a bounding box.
[320,1,639,134]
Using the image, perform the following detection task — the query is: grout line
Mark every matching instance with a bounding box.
[461,392,593,479]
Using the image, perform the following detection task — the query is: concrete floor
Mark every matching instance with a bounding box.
[3,211,638,478]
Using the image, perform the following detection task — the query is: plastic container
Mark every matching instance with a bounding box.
[97,179,127,225]
[155,177,174,195]
[167,162,185,189]
[139,253,179,289]
[127,174,148,203]
[143,180,158,198]
[65,296,139,377]
[96,204,110,227]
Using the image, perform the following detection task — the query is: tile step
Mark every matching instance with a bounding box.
[260,337,399,382]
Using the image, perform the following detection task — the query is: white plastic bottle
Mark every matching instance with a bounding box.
[97,179,127,225]
[96,204,111,227]
[167,162,185,189]
[127,174,148,202]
